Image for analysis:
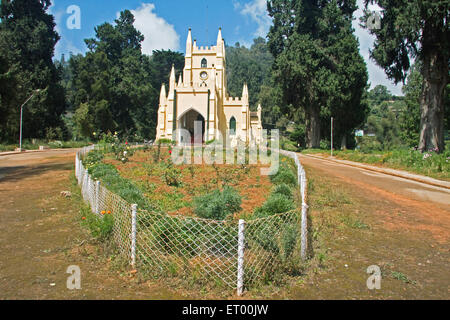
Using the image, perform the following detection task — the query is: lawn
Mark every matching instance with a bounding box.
[302,148,450,181]
[0,140,91,152]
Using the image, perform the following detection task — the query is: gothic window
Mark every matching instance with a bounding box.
[201,58,207,68]
[229,116,236,135]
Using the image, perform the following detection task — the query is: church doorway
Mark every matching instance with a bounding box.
[179,109,205,144]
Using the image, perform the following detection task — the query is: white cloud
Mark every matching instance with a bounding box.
[353,0,404,95]
[239,0,272,37]
[129,3,180,55]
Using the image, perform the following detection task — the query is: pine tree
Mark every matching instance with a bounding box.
[363,0,449,152]
[0,0,66,142]
[267,0,368,148]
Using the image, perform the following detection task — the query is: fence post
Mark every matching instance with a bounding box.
[75,153,79,177]
[83,169,89,201]
[237,219,245,296]
[131,204,137,267]
[95,181,100,214]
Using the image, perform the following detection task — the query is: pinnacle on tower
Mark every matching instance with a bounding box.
[186,28,192,57]
[217,27,222,44]
[170,64,175,81]
[242,83,248,97]
[159,83,166,103]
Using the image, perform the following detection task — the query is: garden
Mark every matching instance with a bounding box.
[79,136,305,291]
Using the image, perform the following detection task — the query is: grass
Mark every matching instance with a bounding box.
[302,147,450,181]
[391,271,416,285]
[0,139,91,152]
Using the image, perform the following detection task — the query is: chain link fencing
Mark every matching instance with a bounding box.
[75,146,308,295]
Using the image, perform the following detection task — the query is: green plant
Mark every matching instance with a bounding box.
[270,164,297,186]
[193,186,242,220]
[253,193,295,218]
[163,163,182,187]
[81,208,114,241]
[272,183,293,199]
[391,271,416,284]
[83,149,104,169]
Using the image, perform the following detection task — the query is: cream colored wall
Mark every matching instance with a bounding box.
[176,92,209,121]
[156,29,263,144]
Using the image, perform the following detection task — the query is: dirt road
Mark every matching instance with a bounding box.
[0,150,184,299]
[286,154,450,299]
[0,150,448,299]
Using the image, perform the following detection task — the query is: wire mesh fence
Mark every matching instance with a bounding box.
[74,145,308,295]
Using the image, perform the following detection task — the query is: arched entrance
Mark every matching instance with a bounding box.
[178,109,205,144]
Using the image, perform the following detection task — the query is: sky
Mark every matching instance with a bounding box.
[48,0,403,96]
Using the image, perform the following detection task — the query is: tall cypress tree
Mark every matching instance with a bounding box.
[363,0,449,152]
[267,0,368,148]
[0,0,65,142]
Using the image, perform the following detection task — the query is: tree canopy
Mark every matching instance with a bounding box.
[0,0,66,142]
[267,0,368,148]
[363,0,449,152]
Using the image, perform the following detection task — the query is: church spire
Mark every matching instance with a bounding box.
[169,64,176,94]
[159,83,166,104]
[217,28,223,58]
[242,83,249,107]
[186,28,192,57]
[217,27,222,44]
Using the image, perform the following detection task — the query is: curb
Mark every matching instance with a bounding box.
[299,153,450,190]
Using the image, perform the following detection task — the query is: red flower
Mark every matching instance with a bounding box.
[169,150,172,154]
[125,141,128,145]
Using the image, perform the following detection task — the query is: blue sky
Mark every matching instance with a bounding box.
[48,0,403,95]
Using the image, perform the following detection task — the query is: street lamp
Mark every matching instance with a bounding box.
[19,89,41,152]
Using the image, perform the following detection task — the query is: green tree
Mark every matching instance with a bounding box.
[399,63,422,147]
[148,49,184,92]
[226,38,274,108]
[363,0,449,152]
[0,0,66,142]
[69,10,158,140]
[267,0,368,148]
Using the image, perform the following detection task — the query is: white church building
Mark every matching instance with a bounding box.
[155,28,263,144]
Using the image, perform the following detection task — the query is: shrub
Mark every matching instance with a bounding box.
[163,163,182,186]
[81,209,114,241]
[253,193,295,218]
[193,186,242,220]
[270,165,297,186]
[83,149,104,169]
[272,183,293,199]
[89,163,154,211]
[356,136,383,153]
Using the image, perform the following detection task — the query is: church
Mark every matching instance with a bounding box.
[155,28,263,145]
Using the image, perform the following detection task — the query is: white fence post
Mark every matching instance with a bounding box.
[131,204,137,267]
[83,169,88,201]
[237,219,245,296]
[95,181,100,214]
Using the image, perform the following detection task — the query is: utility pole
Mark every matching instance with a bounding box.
[19,89,40,152]
[331,117,334,157]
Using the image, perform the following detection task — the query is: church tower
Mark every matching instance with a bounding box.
[155,28,263,145]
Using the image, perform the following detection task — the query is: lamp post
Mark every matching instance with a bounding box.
[19,89,40,152]
[331,117,334,157]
